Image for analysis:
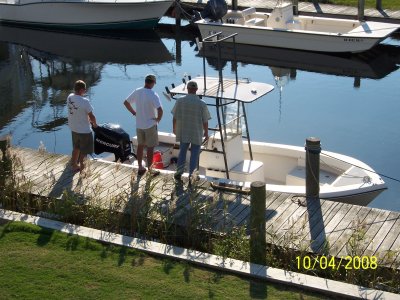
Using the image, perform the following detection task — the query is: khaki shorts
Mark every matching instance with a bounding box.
[72,131,93,155]
[136,125,158,147]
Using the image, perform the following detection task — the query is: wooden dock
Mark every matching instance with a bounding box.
[180,0,400,24]
[6,146,400,269]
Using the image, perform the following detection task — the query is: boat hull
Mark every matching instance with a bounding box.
[197,21,395,53]
[0,0,173,29]
[121,132,387,206]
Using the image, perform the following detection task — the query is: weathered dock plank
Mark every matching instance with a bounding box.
[181,0,400,23]
[7,147,400,269]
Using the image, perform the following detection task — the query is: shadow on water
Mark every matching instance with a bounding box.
[199,41,400,81]
[0,24,174,65]
[0,24,175,135]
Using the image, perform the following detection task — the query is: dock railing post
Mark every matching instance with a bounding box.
[358,0,365,21]
[250,181,267,265]
[305,137,321,200]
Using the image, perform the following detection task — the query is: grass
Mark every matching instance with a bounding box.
[0,221,329,300]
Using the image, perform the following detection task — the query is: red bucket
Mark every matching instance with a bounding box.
[152,151,163,169]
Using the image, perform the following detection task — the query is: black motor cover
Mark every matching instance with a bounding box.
[192,0,227,21]
[93,123,132,162]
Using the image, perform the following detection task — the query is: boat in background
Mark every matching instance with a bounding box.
[195,2,400,53]
[0,0,173,30]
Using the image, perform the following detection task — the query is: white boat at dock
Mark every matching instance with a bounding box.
[0,0,173,29]
[93,32,387,206]
[195,2,400,53]
[95,75,386,206]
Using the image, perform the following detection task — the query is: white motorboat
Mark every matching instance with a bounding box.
[95,74,386,206]
[0,0,173,29]
[93,33,386,206]
[195,2,400,53]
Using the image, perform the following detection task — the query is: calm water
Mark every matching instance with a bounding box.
[1,19,400,211]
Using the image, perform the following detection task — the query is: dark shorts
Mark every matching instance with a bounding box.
[71,131,93,155]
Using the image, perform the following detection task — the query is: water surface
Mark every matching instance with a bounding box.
[0,19,399,211]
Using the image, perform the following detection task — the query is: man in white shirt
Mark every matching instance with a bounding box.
[67,80,97,172]
[124,74,163,176]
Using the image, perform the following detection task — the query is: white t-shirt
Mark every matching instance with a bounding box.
[67,93,94,134]
[125,87,162,129]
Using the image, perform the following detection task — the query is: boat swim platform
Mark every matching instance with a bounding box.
[179,0,400,24]
[6,146,400,270]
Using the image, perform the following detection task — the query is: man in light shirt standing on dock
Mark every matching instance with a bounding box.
[172,80,211,181]
[67,80,97,172]
[124,74,163,176]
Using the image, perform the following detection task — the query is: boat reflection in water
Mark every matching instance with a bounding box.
[0,25,173,135]
[199,41,400,88]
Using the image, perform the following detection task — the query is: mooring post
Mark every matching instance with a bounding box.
[376,0,382,10]
[0,135,12,189]
[0,134,11,158]
[175,0,181,27]
[305,137,321,200]
[250,181,267,265]
[358,0,365,21]
[232,0,238,11]
[293,0,299,16]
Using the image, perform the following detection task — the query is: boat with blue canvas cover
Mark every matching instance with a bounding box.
[0,0,173,30]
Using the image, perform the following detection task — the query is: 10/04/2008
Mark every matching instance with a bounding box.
[296,255,378,270]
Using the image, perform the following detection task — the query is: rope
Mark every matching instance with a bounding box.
[174,0,197,20]
[321,151,400,183]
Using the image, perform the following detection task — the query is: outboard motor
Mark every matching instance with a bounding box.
[93,123,132,162]
[192,0,227,22]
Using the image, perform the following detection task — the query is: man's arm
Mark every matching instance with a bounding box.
[88,111,97,128]
[203,121,208,140]
[155,107,163,123]
[123,100,136,116]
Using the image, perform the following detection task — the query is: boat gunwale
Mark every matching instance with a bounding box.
[196,19,397,40]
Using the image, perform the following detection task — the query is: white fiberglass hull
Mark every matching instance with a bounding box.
[0,0,173,29]
[245,141,386,205]
[196,6,399,53]
[122,132,387,206]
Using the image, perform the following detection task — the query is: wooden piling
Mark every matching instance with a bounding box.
[305,137,321,200]
[250,181,266,265]
[292,0,299,16]
[358,0,365,21]
[232,0,238,11]
[376,0,382,11]
[0,135,12,189]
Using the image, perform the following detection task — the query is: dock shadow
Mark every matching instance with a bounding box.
[48,164,78,199]
[306,196,327,254]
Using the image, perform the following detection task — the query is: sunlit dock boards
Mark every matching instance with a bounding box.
[7,146,400,269]
[180,0,400,23]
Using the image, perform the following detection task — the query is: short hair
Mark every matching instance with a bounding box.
[74,80,86,92]
[145,74,156,84]
[187,81,198,89]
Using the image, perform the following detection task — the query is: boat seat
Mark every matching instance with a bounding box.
[286,166,336,186]
[242,7,256,18]
[206,159,264,182]
[245,17,265,26]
